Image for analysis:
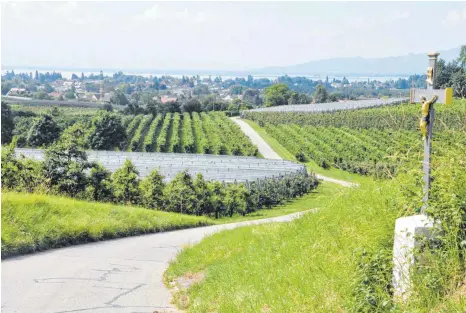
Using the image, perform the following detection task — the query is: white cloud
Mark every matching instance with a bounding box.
[443,9,466,27]
[133,4,206,24]
[392,11,410,20]
[136,4,158,22]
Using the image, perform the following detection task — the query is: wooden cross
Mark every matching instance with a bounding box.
[409,52,453,213]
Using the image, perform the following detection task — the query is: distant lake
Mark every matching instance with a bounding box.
[2,68,409,83]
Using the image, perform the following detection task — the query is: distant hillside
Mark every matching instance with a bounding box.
[252,46,461,76]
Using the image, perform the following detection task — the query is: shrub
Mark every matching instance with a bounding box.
[111,159,141,205]
[85,163,113,202]
[27,114,60,147]
[43,126,91,197]
[163,170,198,214]
[225,184,249,217]
[1,140,44,192]
[88,111,126,150]
[140,169,165,209]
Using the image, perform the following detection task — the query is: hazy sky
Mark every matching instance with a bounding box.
[2,1,466,71]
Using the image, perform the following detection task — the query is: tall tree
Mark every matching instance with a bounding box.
[43,123,91,196]
[313,84,329,103]
[140,169,165,209]
[111,159,141,205]
[458,45,466,69]
[163,170,198,214]
[27,114,60,147]
[265,83,290,107]
[88,111,126,150]
[1,101,14,144]
[110,89,129,106]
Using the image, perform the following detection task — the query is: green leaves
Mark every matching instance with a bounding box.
[88,111,126,150]
[111,159,141,205]
[27,114,60,147]
[128,115,153,152]
[142,114,163,152]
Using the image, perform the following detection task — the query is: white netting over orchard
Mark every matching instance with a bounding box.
[15,149,306,183]
[245,98,409,113]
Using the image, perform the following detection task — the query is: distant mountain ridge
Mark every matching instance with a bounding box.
[3,47,461,77]
[251,46,461,76]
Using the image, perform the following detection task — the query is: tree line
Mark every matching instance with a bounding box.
[1,133,318,218]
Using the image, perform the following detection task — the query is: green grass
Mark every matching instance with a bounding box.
[164,179,399,312]
[242,119,371,184]
[211,181,346,224]
[1,192,212,258]
[164,129,466,312]
[1,183,341,258]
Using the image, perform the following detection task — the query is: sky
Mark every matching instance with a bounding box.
[1,1,466,71]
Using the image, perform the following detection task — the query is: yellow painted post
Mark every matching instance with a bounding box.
[445,87,453,105]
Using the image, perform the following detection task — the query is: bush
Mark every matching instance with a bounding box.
[27,114,60,147]
[85,163,113,202]
[140,169,165,209]
[43,125,91,197]
[88,111,126,150]
[1,140,44,192]
[111,159,141,205]
[225,184,249,217]
[163,170,198,214]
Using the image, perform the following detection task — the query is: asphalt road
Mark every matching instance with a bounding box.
[1,211,308,313]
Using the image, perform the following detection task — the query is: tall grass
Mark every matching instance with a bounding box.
[1,192,212,258]
[165,129,466,312]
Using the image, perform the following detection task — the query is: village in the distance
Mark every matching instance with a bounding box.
[2,68,426,114]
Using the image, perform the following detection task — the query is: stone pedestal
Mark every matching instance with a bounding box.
[392,214,434,301]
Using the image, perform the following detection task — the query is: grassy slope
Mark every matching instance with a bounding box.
[164,179,398,312]
[1,192,212,258]
[1,182,339,257]
[242,119,371,184]
[165,119,466,312]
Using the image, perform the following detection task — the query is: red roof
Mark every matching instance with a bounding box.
[161,96,177,104]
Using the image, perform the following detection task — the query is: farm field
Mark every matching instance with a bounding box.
[244,98,466,132]
[123,112,258,155]
[247,97,408,113]
[242,119,375,184]
[165,99,466,312]
[244,99,465,178]
[10,110,259,156]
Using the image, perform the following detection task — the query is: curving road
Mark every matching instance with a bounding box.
[1,211,309,313]
[231,117,359,188]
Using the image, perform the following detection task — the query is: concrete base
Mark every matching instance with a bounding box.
[392,214,434,301]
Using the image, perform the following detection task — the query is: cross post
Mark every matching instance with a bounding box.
[410,52,453,213]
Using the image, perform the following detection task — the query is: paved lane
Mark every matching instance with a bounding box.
[231,117,281,160]
[1,211,308,313]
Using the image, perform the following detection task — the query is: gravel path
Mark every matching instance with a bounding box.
[1,211,309,313]
[231,117,359,188]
